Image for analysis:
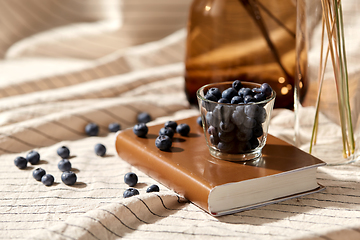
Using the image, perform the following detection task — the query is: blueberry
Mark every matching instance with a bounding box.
[155,135,172,151]
[218,131,235,142]
[230,96,243,104]
[252,87,262,94]
[255,107,267,123]
[206,112,219,128]
[243,116,257,129]
[261,83,273,97]
[218,98,230,103]
[164,121,178,131]
[123,188,139,198]
[133,123,148,137]
[236,127,253,141]
[204,92,218,102]
[207,88,222,99]
[26,151,40,165]
[61,171,77,185]
[232,80,243,91]
[108,122,121,132]
[207,125,217,135]
[217,141,234,152]
[58,159,72,172]
[33,168,46,181]
[57,146,70,159]
[196,116,202,127]
[221,87,237,101]
[210,134,220,145]
[176,123,190,136]
[146,184,160,193]
[244,95,255,103]
[212,105,233,123]
[231,107,245,125]
[124,172,138,187]
[219,121,235,132]
[85,123,99,136]
[254,92,266,102]
[94,143,106,156]
[159,127,174,138]
[41,174,54,186]
[137,112,152,123]
[253,124,264,138]
[244,104,261,118]
[238,88,253,97]
[14,156,27,169]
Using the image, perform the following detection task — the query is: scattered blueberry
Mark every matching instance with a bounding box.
[146,184,160,193]
[33,168,46,181]
[176,123,190,136]
[108,122,121,132]
[94,143,106,156]
[159,127,174,138]
[164,121,178,131]
[58,159,72,172]
[57,146,70,159]
[61,171,77,185]
[14,156,27,169]
[196,116,202,127]
[137,112,151,123]
[26,151,40,165]
[124,172,138,187]
[133,123,148,137]
[85,123,99,136]
[123,188,139,198]
[41,174,54,186]
[155,135,172,151]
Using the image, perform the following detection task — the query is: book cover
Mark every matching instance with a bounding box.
[115,116,325,216]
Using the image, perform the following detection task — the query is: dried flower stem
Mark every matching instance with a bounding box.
[313,0,355,159]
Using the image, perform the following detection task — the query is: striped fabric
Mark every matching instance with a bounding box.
[1,0,360,240]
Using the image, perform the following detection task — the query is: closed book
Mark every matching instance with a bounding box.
[115,116,325,216]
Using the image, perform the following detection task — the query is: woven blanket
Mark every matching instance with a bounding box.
[1,1,360,240]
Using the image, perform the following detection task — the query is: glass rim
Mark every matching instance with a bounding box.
[196,81,276,106]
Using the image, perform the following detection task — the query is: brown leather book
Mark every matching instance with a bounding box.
[115,116,325,216]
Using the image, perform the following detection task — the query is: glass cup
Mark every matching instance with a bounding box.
[197,81,276,161]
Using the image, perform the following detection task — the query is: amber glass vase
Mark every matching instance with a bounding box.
[184,0,296,109]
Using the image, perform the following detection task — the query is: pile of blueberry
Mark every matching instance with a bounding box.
[14,146,77,186]
[202,80,273,154]
[133,120,191,151]
[123,172,159,198]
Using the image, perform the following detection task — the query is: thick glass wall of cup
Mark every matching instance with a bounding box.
[197,82,275,162]
[295,0,360,165]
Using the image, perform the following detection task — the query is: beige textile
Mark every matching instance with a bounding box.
[1,1,360,240]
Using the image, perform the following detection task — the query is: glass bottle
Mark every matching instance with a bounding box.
[184,0,297,109]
